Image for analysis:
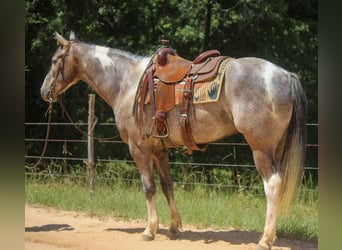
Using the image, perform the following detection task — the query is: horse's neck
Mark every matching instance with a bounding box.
[74,43,148,109]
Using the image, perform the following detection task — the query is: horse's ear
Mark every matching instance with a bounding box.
[54,32,68,47]
[69,30,76,41]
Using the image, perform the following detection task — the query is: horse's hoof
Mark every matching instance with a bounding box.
[167,229,181,240]
[141,232,155,241]
[256,242,271,250]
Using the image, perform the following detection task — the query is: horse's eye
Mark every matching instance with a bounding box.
[52,59,57,64]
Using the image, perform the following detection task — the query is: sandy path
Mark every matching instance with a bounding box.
[25,204,317,250]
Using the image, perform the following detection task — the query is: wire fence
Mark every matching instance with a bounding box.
[25,122,318,193]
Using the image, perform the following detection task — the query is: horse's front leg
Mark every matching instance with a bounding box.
[129,142,158,241]
[141,168,159,241]
[153,149,182,239]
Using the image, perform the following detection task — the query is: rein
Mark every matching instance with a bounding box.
[58,96,120,141]
[48,41,119,141]
[29,98,120,169]
[29,102,54,170]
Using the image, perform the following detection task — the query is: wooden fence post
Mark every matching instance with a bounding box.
[87,94,96,194]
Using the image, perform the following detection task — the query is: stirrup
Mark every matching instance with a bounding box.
[150,114,169,138]
[149,120,169,138]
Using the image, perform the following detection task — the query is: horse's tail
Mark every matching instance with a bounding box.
[279,73,307,214]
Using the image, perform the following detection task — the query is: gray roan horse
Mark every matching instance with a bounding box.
[40,32,306,250]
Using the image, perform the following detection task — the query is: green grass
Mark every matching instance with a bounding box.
[25,174,317,241]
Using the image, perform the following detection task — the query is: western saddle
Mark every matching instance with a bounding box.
[137,40,228,154]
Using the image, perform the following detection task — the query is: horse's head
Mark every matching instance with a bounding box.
[40,31,79,102]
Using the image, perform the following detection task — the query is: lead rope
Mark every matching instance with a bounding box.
[27,102,54,170]
[27,96,120,171]
[58,97,119,141]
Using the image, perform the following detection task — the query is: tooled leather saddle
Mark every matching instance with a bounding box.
[137,40,228,154]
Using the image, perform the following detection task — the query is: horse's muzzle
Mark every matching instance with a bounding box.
[40,86,57,103]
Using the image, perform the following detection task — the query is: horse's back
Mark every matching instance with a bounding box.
[225,57,294,150]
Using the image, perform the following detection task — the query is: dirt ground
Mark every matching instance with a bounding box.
[25,204,317,250]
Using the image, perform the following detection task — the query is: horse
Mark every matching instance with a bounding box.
[40,31,306,250]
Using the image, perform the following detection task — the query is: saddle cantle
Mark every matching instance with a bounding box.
[137,41,231,154]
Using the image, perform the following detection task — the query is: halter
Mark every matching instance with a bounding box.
[48,42,72,102]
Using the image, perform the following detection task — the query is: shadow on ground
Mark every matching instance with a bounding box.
[105,226,317,249]
[25,224,74,232]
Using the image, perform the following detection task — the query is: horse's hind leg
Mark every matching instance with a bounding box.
[252,150,282,250]
[153,149,182,239]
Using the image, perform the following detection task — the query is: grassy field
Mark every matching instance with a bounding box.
[25,171,317,241]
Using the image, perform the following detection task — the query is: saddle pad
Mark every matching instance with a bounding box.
[175,58,232,105]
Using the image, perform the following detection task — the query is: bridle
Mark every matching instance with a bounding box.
[48,42,72,102]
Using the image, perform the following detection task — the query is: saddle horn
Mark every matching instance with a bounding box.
[157,40,177,66]
[160,39,170,46]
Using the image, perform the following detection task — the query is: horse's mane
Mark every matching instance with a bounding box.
[75,40,146,62]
